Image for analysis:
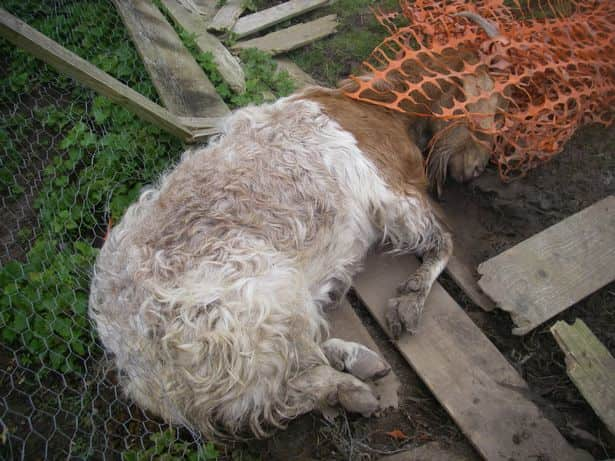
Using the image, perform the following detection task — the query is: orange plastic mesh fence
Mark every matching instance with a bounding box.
[343,0,615,180]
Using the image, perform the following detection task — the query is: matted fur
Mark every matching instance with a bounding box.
[89,90,447,439]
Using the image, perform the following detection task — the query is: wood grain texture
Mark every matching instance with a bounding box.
[233,14,337,55]
[161,0,245,93]
[208,0,244,32]
[0,7,217,142]
[274,58,317,88]
[552,319,615,435]
[447,252,495,311]
[232,0,329,39]
[354,252,586,461]
[113,0,229,118]
[327,298,400,412]
[478,195,615,335]
[177,0,217,20]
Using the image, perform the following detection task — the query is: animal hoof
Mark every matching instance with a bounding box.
[386,292,426,338]
[337,382,380,417]
[322,339,391,381]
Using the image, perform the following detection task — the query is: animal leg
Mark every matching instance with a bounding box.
[322,338,390,381]
[386,216,453,337]
[287,365,380,418]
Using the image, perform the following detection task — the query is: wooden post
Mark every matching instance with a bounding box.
[0,8,221,143]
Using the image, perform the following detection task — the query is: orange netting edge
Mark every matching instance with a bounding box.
[343,0,615,181]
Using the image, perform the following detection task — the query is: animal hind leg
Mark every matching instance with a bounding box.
[322,338,391,381]
[287,365,380,418]
[384,202,453,337]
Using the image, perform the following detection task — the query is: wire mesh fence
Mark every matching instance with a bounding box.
[0,1,221,458]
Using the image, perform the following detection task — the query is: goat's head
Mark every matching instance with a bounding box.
[343,11,504,194]
[427,69,500,194]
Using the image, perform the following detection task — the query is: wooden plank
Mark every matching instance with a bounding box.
[113,0,229,118]
[274,58,317,88]
[478,196,615,335]
[327,298,400,412]
[447,252,495,311]
[208,0,244,32]
[175,0,217,19]
[160,0,246,93]
[232,0,329,39]
[0,8,221,143]
[354,252,586,461]
[233,14,337,55]
[551,319,615,435]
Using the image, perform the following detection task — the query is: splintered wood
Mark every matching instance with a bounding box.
[274,58,317,88]
[160,0,245,93]
[0,7,211,142]
[233,15,338,55]
[354,252,585,461]
[552,319,615,435]
[232,0,329,39]
[208,0,244,32]
[112,0,229,118]
[478,196,615,335]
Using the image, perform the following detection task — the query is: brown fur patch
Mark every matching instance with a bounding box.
[298,88,428,197]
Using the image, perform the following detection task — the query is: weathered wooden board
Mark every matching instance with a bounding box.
[233,14,337,55]
[113,0,229,118]
[552,319,615,435]
[208,0,244,32]
[232,0,329,39]
[478,195,615,335]
[176,0,217,19]
[327,298,400,412]
[354,252,587,461]
[160,0,246,93]
[0,7,221,142]
[274,58,317,88]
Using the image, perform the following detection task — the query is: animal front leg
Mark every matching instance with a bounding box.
[386,226,453,337]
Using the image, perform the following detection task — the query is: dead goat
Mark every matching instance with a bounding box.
[89,15,499,440]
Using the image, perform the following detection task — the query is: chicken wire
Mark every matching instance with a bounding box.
[343,0,615,180]
[0,1,211,459]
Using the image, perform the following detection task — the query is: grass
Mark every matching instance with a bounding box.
[254,0,398,85]
[0,0,297,458]
[0,0,399,458]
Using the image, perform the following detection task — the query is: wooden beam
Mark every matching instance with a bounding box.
[0,8,218,143]
[113,0,229,118]
[233,14,337,55]
[274,58,317,88]
[478,195,615,335]
[354,252,586,461]
[232,0,329,39]
[327,298,400,412]
[208,0,244,32]
[551,319,615,435]
[160,0,246,93]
